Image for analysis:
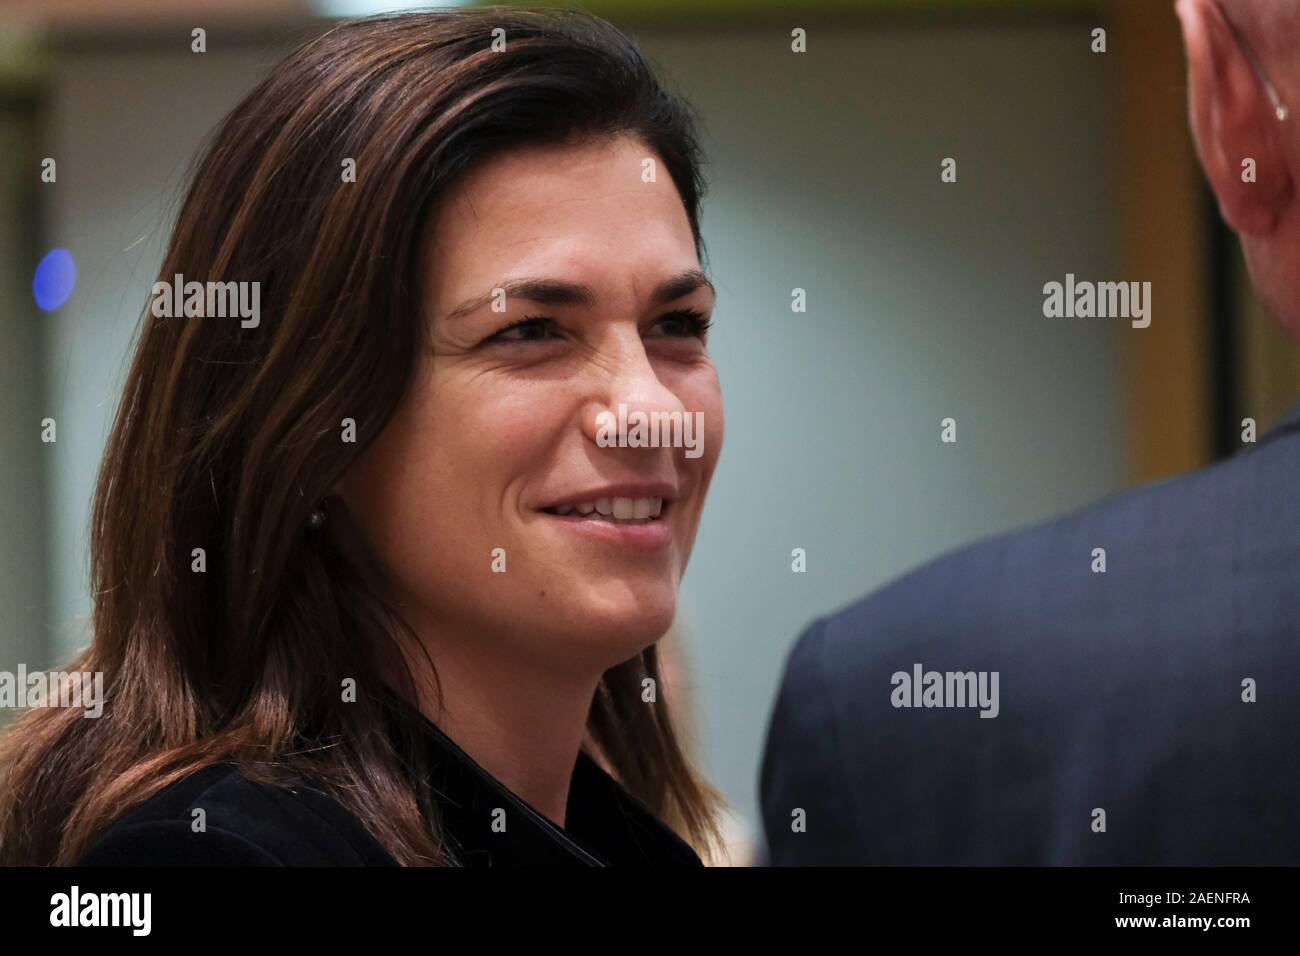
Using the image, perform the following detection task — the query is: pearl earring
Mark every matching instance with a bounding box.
[306,507,326,530]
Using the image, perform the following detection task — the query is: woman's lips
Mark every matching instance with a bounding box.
[546,495,663,519]
[539,499,673,550]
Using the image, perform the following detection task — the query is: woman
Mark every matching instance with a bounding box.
[0,7,725,866]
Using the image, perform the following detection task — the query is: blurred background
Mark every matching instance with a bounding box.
[2,0,1298,865]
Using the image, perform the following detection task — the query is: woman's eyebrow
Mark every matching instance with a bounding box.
[445,268,715,320]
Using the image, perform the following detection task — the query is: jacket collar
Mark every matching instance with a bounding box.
[386,692,703,867]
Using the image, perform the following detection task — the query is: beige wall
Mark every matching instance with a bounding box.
[1108,0,1213,483]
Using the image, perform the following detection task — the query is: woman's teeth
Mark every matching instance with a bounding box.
[548,497,665,522]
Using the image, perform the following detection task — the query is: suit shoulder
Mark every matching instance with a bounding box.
[76,763,396,866]
[821,433,1300,654]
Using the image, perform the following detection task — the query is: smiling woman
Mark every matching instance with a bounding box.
[0,7,725,867]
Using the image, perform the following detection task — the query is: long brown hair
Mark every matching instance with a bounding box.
[0,6,724,866]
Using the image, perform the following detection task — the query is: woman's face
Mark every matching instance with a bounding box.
[338,134,723,675]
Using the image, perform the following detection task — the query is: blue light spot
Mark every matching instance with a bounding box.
[33,248,76,312]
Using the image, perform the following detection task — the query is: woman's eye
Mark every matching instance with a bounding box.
[482,310,712,347]
[485,316,555,344]
[652,308,713,339]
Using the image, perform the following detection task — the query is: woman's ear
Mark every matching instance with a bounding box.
[327,471,350,504]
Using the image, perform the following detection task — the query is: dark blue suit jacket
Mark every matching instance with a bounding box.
[760,399,1300,865]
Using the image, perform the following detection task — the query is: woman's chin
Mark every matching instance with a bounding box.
[540,587,678,663]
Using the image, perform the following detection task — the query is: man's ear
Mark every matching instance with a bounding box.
[1177,0,1293,236]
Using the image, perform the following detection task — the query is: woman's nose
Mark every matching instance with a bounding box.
[579,338,689,449]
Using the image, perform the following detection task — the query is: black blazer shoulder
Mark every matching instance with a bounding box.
[76,763,397,866]
[77,692,704,867]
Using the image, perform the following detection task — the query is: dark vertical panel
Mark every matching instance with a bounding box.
[1204,182,1238,461]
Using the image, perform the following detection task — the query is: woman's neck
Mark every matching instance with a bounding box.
[401,629,602,829]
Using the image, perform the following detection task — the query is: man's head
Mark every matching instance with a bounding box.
[1177,0,1300,337]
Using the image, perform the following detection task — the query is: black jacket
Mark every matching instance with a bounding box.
[76,702,702,867]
